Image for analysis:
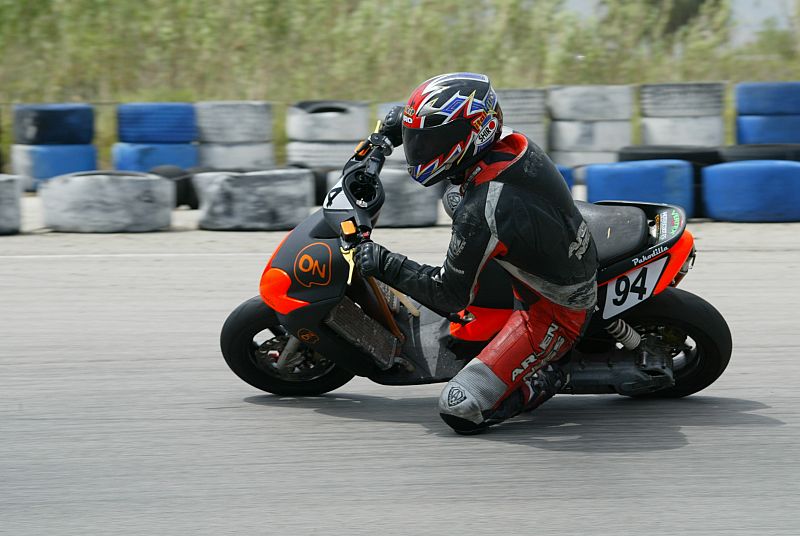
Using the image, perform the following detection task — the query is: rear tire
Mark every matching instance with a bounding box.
[623,287,732,397]
[220,296,355,396]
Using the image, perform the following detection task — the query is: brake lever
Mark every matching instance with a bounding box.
[338,222,371,286]
[340,246,356,286]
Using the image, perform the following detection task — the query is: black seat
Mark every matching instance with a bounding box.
[575,201,650,265]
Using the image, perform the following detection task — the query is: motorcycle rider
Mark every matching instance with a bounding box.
[355,72,598,434]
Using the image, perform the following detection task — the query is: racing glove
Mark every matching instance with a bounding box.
[380,105,404,148]
[355,241,406,280]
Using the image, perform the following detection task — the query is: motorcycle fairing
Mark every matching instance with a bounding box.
[594,202,695,320]
[258,211,384,377]
[261,210,350,311]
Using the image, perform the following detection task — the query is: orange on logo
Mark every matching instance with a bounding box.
[293,242,333,288]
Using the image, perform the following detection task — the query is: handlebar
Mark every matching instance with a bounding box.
[329,133,395,246]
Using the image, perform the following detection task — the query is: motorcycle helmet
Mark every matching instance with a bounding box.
[402,72,503,186]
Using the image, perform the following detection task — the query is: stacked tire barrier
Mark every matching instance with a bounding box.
[640,83,725,146]
[719,144,800,162]
[193,169,314,231]
[585,160,695,217]
[195,101,274,170]
[326,168,440,227]
[40,171,174,232]
[547,85,632,167]
[703,161,800,222]
[497,89,548,150]
[735,82,800,144]
[286,101,370,204]
[0,175,22,235]
[617,145,722,217]
[149,165,201,209]
[113,103,199,172]
[11,104,97,191]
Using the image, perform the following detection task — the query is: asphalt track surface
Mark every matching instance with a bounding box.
[2,199,799,535]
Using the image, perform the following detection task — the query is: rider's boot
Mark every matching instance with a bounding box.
[439,361,567,435]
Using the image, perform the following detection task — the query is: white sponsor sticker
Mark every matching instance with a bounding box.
[323,178,353,210]
[602,257,669,319]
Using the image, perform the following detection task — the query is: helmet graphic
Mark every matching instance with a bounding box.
[402,72,503,186]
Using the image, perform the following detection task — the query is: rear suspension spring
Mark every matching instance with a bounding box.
[606,319,642,350]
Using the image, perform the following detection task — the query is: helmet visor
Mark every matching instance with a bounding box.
[402,119,474,168]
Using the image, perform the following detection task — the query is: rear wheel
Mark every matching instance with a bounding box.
[622,287,732,397]
[220,296,355,396]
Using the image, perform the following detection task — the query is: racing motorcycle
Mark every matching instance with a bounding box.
[221,132,732,401]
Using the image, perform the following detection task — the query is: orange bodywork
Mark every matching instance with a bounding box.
[259,233,309,315]
[260,267,310,315]
[450,306,513,342]
[654,231,695,294]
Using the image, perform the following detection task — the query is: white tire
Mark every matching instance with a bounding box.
[496,89,547,122]
[377,101,404,122]
[506,122,547,150]
[641,116,725,146]
[198,142,275,170]
[40,172,174,233]
[378,169,440,227]
[286,101,370,142]
[549,151,618,168]
[548,85,634,120]
[195,101,273,143]
[286,141,358,169]
[0,175,22,235]
[549,120,631,151]
[194,169,313,231]
[640,83,725,117]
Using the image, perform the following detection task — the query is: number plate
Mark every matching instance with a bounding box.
[602,257,669,319]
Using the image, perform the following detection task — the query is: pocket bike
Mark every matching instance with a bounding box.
[221,133,732,403]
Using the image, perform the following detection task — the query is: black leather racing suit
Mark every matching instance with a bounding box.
[378,132,598,314]
[367,132,599,432]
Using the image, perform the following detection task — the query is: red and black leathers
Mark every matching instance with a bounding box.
[361,132,599,433]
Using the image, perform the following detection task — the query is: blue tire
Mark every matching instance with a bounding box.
[556,164,573,189]
[586,159,694,217]
[13,104,94,145]
[113,143,198,172]
[702,161,800,222]
[736,115,800,144]
[735,82,800,116]
[11,144,97,188]
[117,103,197,143]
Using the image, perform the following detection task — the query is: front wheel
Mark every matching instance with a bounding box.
[220,296,355,396]
[623,287,732,398]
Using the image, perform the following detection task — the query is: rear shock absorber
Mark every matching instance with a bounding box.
[606,319,642,350]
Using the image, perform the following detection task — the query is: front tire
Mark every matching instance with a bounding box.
[623,287,732,397]
[220,296,355,396]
